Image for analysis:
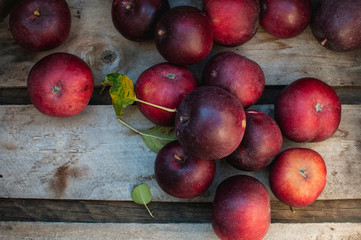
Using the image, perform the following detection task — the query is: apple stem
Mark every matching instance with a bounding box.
[290,206,295,213]
[33,10,40,16]
[135,99,176,113]
[321,39,327,46]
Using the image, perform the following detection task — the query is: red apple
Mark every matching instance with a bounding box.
[212,175,271,240]
[27,52,94,117]
[202,51,265,108]
[260,0,312,39]
[134,62,198,126]
[202,0,260,47]
[227,110,283,171]
[175,86,246,160]
[269,148,327,207]
[9,0,71,51]
[154,141,216,199]
[274,77,341,142]
[111,0,170,42]
[154,6,213,65]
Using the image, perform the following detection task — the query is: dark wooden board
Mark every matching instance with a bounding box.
[0,198,360,224]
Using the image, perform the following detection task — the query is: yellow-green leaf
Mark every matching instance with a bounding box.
[131,182,154,218]
[102,73,136,116]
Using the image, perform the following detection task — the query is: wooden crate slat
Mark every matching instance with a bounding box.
[1,1,361,88]
[0,221,360,240]
[0,105,360,201]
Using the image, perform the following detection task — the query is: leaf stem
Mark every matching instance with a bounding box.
[144,203,155,218]
[117,118,176,141]
[134,99,177,113]
[117,118,143,135]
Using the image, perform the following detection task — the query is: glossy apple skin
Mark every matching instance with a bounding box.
[260,0,312,39]
[111,0,169,42]
[269,148,327,207]
[154,141,216,199]
[27,52,94,117]
[134,62,198,126]
[154,6,213,65]
[212,175,271,240]
[203,0,259,47]
[202,51,265,108]
[175,86,246,160]
[227,110,283,171]
[274,77,341,142]
[9,0,71,51]
[311,0,361,52]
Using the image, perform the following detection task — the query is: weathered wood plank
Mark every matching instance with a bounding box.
[0,0,360,88]
[0,221,360,240]
[0,105,360,201]
[0,198,360,223]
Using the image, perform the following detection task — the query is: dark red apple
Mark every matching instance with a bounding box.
[154,141,216,199]
[260,0,312,39]
[9,0,71,51]
[202,0,260,47]
[274,77,341,142]
[111,0,169,42]
[27,52,94,117]
[212,175,271,240]
[154,6,213,65]
[175,86,246,160]
[227,110,283,171]
[269,148,327,207]
[134,62,198,126]
[311,0,361,52]
[202,51,265,108]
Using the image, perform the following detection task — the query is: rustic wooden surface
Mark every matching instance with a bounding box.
[0,105,360,201]
[0,0,361,239]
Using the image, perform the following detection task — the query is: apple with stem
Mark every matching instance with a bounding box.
[9,0,71,51]
[154,6,213,65]
[274,77,341,142]
[175,86,246,160]
[27,52,94,117]
[227,110,283,171]
[269,148,327,209]
[154,141,216,199]
[111,0,170,42]
[134,62,198,126]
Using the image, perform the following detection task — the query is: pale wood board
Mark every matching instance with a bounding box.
[0,0,361,88]
[0,104,360,201]
[0,222,360,240]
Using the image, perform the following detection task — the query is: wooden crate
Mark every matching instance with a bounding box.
[0,0,360,239]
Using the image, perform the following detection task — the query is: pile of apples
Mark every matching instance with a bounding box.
[7,0,359,239]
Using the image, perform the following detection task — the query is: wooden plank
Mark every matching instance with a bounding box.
[1,86,361,105]
[0,198,360,223]
[0,105,360,201]
[0,221,360,240]
[1,1,361,88]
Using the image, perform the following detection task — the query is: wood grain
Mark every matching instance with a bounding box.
[0,105,360,201]
[1,0,361,88]
[0,221,360,240]
[0,198,360,223]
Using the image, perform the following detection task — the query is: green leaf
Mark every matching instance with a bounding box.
[140,126,177,153]
[117,118,177,153]
[101,73,136,116]
[131,183,154,218]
